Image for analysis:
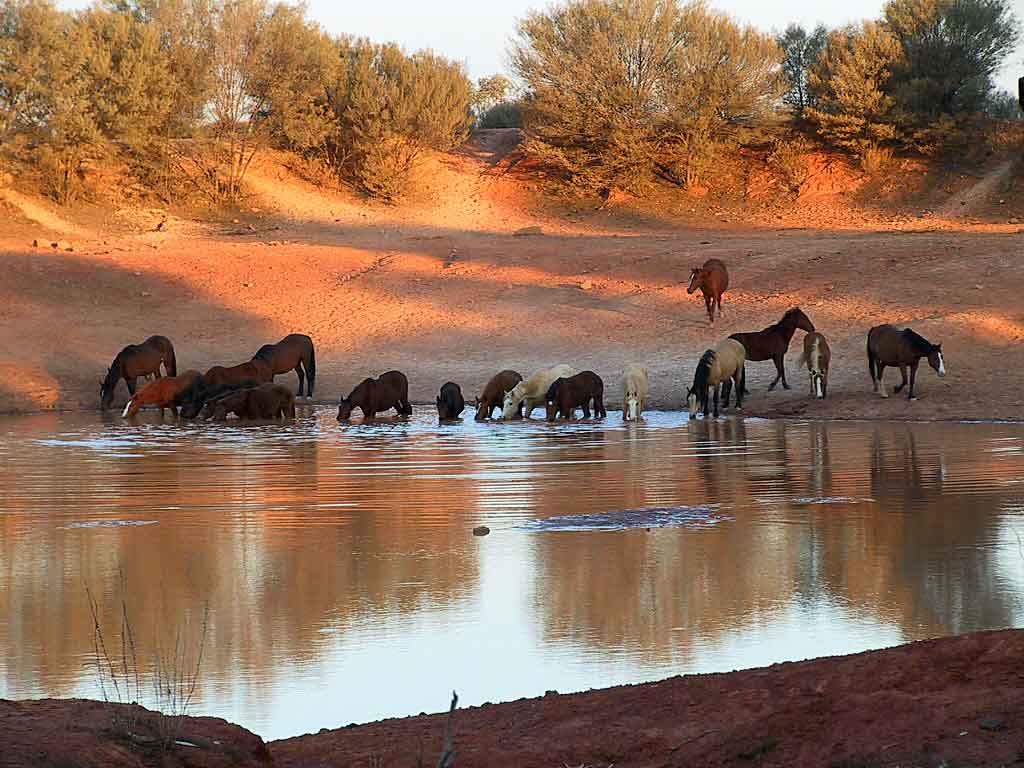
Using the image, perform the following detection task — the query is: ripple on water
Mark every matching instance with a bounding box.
[60,519,158,530]
[521,505,728,532]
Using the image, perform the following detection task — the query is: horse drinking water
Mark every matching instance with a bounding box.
[687,339,746,418]
[545,371,606,421]
[867,325,945,400]
[100,335,176,410]
[251,334,316,398]
[122,370,204,419]
[730,307,814,392]
[337,371,413,420]
[474,370,523,421]
[687,258,729,324]
[622,365,649,422]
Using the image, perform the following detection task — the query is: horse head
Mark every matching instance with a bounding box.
[337,397,353,421]
[625,393,640,421]
[928,343,945,377]
[501,385,523,420]
[686,267,703,294]
[786,307,815,333]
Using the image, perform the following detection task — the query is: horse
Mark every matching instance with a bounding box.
[545,371,606,421]
[178,379,260,419]
[122,370,204,419]
[687,339,746,418]
[622,365,649,421]
[436,382,466,420]
[202,383,296,421]
[502,364,576,419]
[337,371,412,420]
[687,258,729,324]
[474,370,523,421]
[100,335,176,410]
[252,334,316,398]
[867,325,945,400]
[799,332,832,399]
[203,359,273,390]
[729,307,814,392]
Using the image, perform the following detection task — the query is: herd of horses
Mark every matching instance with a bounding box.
[101,258,946,423]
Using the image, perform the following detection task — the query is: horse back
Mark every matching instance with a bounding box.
[703,258,728,291]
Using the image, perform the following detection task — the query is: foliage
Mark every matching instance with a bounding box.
[983,89,1023,119]
[472,74,513,118]
[776,23,827,118]
[512,0,783,194]
[478,100,523,129]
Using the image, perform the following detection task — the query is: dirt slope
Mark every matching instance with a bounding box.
[0,134,1022,419]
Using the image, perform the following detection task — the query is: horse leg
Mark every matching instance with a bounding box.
[767,357,784,391]
[779,355,791,390]
[894,365,908,394]
[295,364,305,398]
[877,364,888,397]
[908,361,919,400]
[126,377,138,396]
[581,401,591,418]
[712,385,720,418]
[704,292,714,324]
[716,292,724,319]
[734,370,744,409]
[721,378,732,410]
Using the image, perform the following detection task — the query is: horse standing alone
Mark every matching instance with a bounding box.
[867,325,945,400]
[687,339,746,418]
[687,258,729,324]
[100,335,176,410]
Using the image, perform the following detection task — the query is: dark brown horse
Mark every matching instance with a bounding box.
[203,359,273,390]
[337,371,412,420]
[545,371,607,421]
[100,335,176,410]
[252,334,316,398]
[178,379,261,419]
[474,370,523,421]
[730,307,815,392]
[202,383,296,420]
[122,370,204,419]
[687,258,729,324]
[436,382,465,420]
[867,325,945,400]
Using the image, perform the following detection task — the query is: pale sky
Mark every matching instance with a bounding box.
[59,0,1024,92]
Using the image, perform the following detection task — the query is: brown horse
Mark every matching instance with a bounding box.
[252,334,316,398]
[178,379,261,419]
[730,307,815,392]
[100,335,177,410]
[474,370,523,421]
[687,258,729,324]
[202,383,296,420]
[436,382,465,420]
[122,370,204,419]
[203,359,273,390]
[545,371,606,420]
[867,325,945,400]
[337,371,412,420]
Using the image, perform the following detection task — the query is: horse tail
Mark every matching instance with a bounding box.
[867,334,877,383]
[165,343,177,378]
[306,341,316,398]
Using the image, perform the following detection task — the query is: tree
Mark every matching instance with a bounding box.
[512,0,783,194]
[472,74,512,118]
[806,22,902,161]
[776,23,827,117]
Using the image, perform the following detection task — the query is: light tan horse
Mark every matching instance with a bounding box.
[622,365,648,421]
[799,332,831,399]
[686,339,745,418]
[502,364,576,419]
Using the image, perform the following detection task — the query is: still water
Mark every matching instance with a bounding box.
[1,409,1023,739]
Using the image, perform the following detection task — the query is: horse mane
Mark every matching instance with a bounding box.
[693,350,716,392]
[901,328,934,354]
[252,344,275,361]
[102,358,122,388]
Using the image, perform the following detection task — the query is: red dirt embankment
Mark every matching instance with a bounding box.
[3,630,1022,767]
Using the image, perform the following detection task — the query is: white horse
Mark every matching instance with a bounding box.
[502,364,576,419]
[799,331,831,399]
[622,365,648,421]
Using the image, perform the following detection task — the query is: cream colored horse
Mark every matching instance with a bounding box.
[687,339,745,418]
[622,365,648,421]
[502,364,576,419]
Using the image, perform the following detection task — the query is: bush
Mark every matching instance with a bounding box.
[512,0,784,195]
[478,100,522,129]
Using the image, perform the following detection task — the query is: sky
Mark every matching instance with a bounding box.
[59,0,1024,93]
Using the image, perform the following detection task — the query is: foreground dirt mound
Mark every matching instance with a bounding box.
[271,630,1024,768]
[0,699,271,768]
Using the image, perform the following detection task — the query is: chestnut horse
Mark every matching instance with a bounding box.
[122,370,204,419]
[474,370,523,421]
[203,359,273,390]
[252,334,316,398]
[687,258,729,324]
[337,371,412,420]
[867,325,945,400]
[730,307,814,392]
[100,335,176,410]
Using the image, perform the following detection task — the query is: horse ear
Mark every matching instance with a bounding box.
[934,343,942,350]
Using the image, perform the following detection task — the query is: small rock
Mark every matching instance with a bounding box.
[140,291,152,298]
[979,717,1004,732]
[242,282,253,288]
[513,225,543,236]
[579,280,593,291]
[232,218,240,224]
[472,525,490,537]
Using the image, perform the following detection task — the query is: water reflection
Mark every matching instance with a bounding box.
[0,411,1022,739]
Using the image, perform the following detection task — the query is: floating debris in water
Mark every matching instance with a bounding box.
[521,505,727,532]
[473,525,491,537]
[791,496,874,506]
[61,519,158,530]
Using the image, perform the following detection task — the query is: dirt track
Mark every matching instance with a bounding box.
[0,135,1022,420]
